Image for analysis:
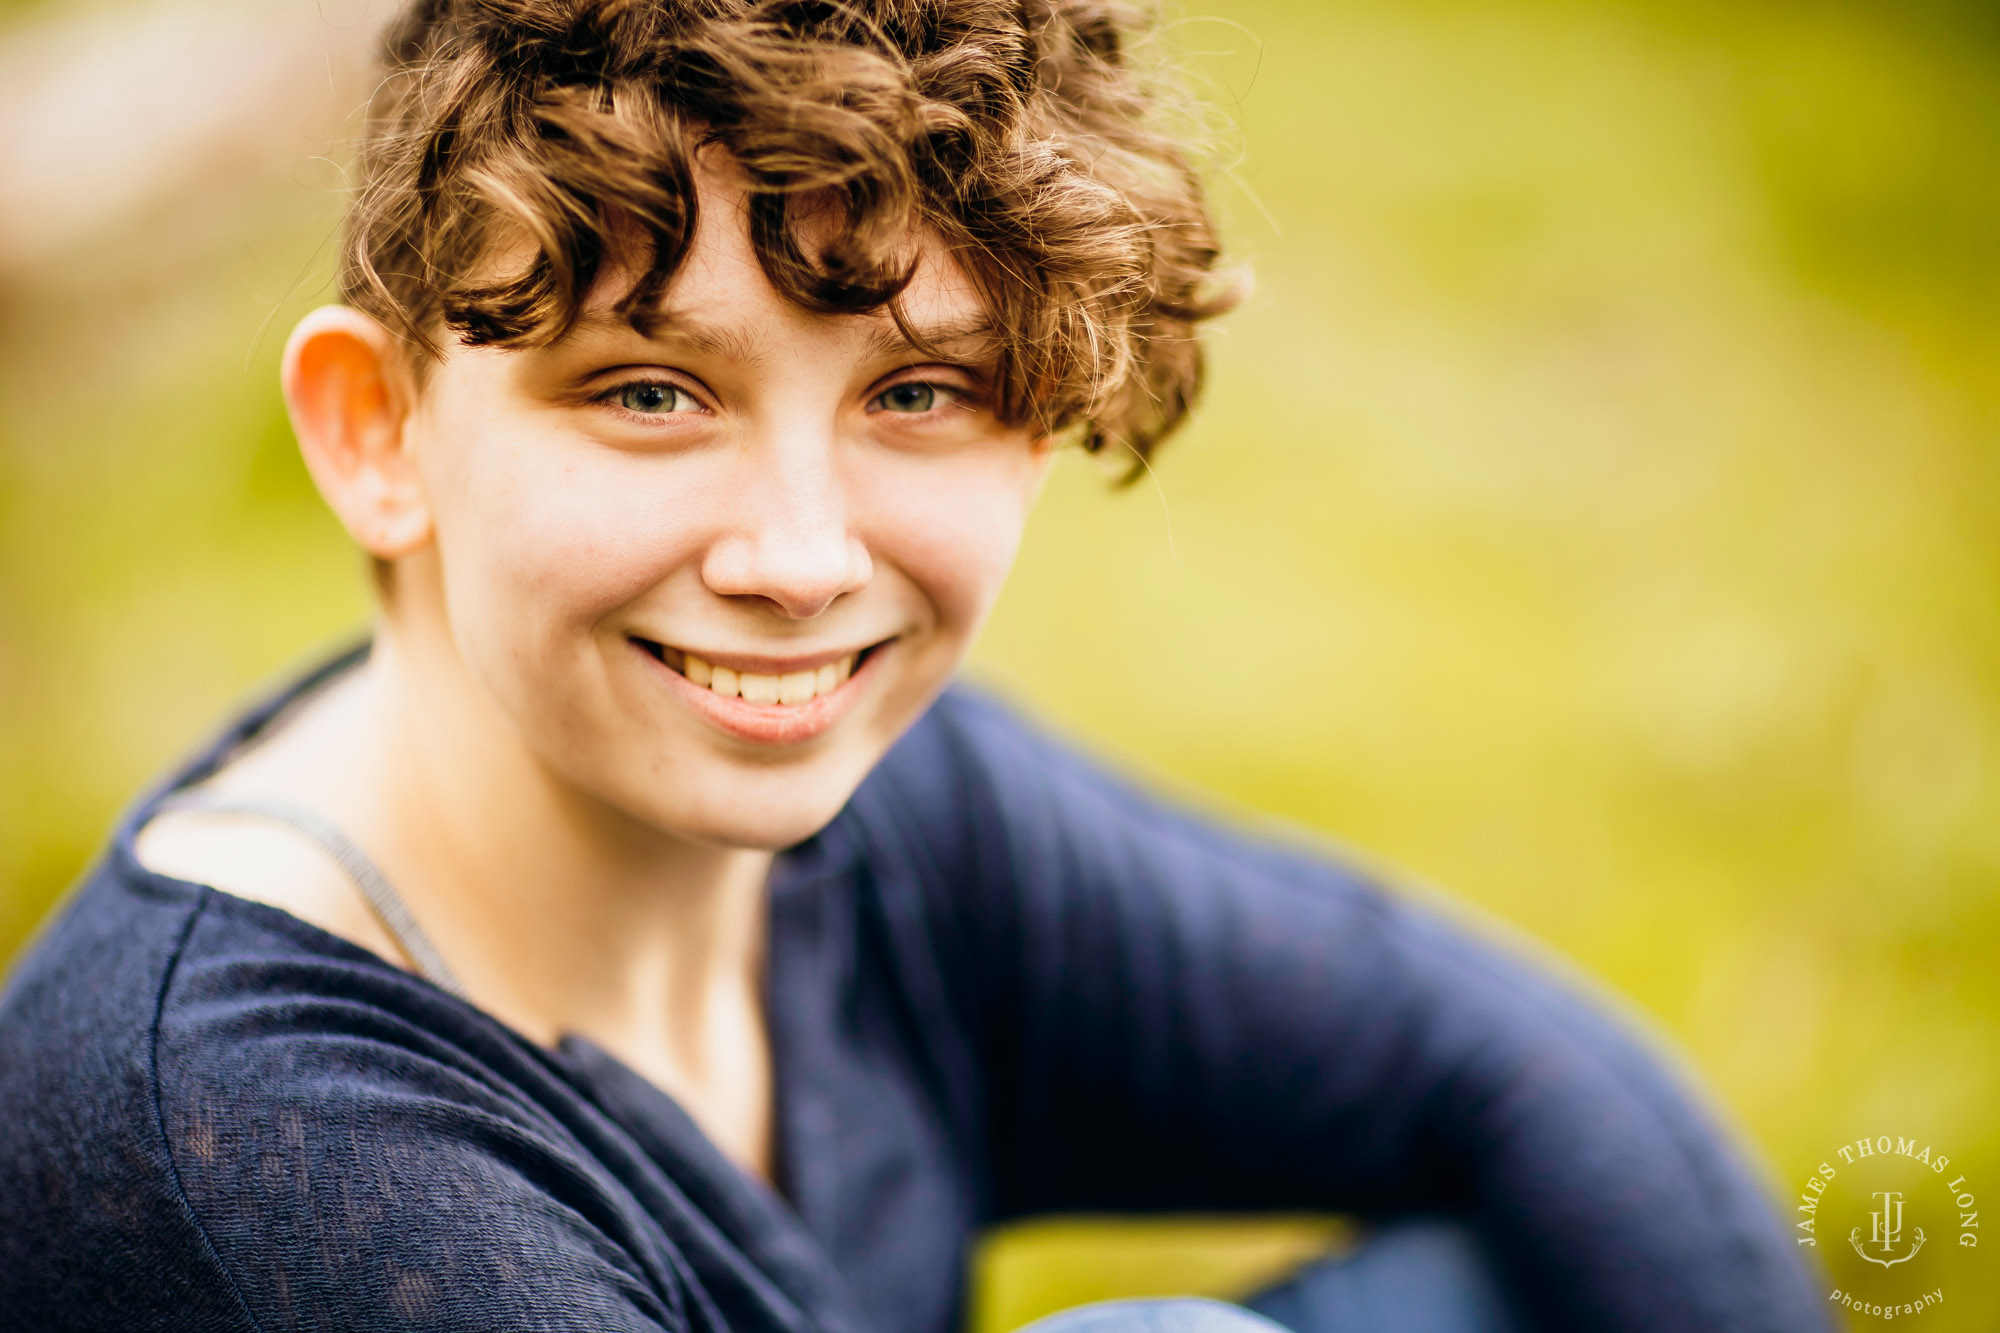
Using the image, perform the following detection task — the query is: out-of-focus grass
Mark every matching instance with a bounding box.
[970,1216,1357,1333]
[2,1,1995,1329]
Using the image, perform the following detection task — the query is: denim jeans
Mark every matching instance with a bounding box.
[1017,1218,1529,1333]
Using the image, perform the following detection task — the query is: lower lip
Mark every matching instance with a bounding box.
[635,640,886,746]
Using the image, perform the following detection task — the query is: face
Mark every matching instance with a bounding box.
[394,155,1051,849]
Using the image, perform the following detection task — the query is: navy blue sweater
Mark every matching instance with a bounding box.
[0,648,1828,1331]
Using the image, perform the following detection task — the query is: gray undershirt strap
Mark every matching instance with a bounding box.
[155,792,469,1002]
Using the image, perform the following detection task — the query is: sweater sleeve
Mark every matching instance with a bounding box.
[885,689,1830,1333]
[153,898,687,1333]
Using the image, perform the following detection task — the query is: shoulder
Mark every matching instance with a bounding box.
[132,805,408,971]
[146,890,685,1330]
[862,680,1189,859]
[864,683,1719,1142]
[862,679,1388,906]
[1,857,681,1331]
[842,682,1414,1057]
[882,680,1128,794]
[0,862,261,1329]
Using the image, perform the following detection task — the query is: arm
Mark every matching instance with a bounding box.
[887,690,1829,1333]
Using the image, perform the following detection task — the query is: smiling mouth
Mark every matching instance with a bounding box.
[631,638,885,706]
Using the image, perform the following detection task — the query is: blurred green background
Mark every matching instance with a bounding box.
[1,0,1994,1328]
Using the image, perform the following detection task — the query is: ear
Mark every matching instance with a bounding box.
[281,306,433,559]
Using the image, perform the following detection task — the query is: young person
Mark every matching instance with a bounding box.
[0,2,1827,1330]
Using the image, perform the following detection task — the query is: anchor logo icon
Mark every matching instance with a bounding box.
[1849,1190,1926,1268]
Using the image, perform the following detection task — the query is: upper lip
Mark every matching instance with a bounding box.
[630,635,887,676]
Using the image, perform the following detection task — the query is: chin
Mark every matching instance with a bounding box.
[617,760,873,851]
[668,800,854,852]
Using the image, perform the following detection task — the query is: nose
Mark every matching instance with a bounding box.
[700,437,873,619]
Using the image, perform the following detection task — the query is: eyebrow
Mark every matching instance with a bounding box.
[568,308,997,367]
[859,316,999,363]
[568,309,764,366]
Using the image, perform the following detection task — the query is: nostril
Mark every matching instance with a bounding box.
[697,532,872,620]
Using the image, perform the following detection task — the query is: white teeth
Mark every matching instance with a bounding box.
[673,650,860,705]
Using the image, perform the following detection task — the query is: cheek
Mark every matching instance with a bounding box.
[857,446,1040,632]
[419,405,703,637]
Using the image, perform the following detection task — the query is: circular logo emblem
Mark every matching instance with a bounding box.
[1796,1135,1979,1320]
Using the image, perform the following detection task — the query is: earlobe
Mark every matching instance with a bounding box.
[282,305,433,559]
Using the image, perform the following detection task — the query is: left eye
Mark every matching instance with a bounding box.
[613,383,696,414]
[874,382,941,414]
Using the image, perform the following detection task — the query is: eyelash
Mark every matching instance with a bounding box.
[592,375,970,422]
[869,379,963,416]
[594,379,705,420]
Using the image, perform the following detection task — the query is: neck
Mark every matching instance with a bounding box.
[344,622,776,1082]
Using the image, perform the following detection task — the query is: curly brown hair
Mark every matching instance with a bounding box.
[342,0,1239,459]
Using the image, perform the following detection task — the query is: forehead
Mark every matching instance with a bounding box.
[557,149,992,363]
